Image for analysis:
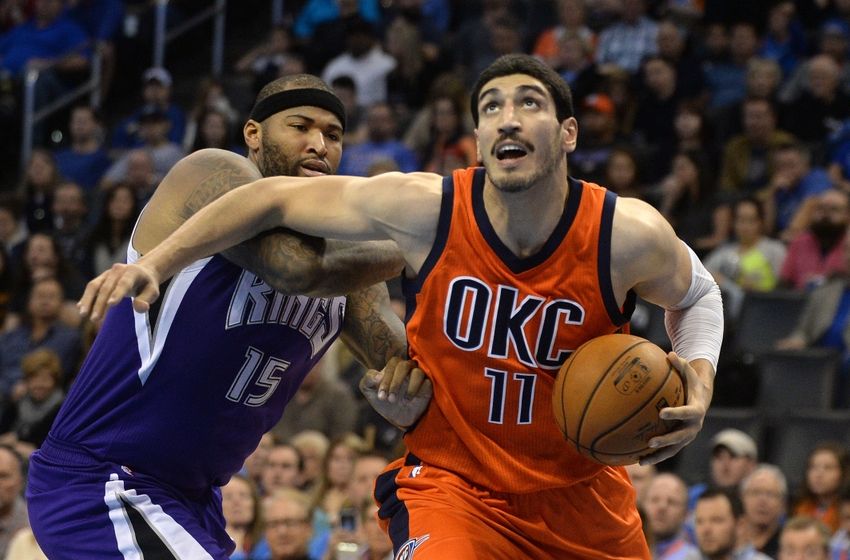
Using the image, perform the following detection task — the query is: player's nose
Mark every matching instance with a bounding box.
[305,129,328,157]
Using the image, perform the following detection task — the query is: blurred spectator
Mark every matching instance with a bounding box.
[417,93,477,175]
[338,102,418,177]
[384,15,430,112]
[780,19,850,104]
[830,487,850,560]
[603,147,643,199]
[50,181,91,277]
[271,353,358,444]
[758,142,833,239]
[703,197,786,320]
[110,67,187,150]
[689,429,758,510]
[104,148,157,205]
[0,276,81,394]
[242,432,274,490]
[188,108,243,155]
[64,0,122,42]
[262,488,317,560]
[0,445,26,557]
[86,183,138,275]
[0,347,64,456]
[222,473,263,560]
[102,106,184,188]
[694,488,772,560]
[260,443,304,497]
[673,99,718,170]
[290,430,329,494]
[0,196,26,263]
[779,189,850,291]
[778,516,831,560]
[0,246,11,331]
[312,434,365,532]
[781,55,850,161]
[293,0,380,42]
[719,97,796,195]
[703,21,760,111]
[792,443,849,533]
[52,104,111,193]
[632,55,681,181]
[830,122,850,193]
[451,0,523,89]
[740,464,788,559]
[322,17,396,108]
[569,93,620,185]
[658,150,729,257]
[8,232,86,318]
[330,76,366,145]
[402,72,471,164]
[302,0,363,75]
[758,1,806,79]
[347,452,387,511]
[551,30,604,105]
[182,77,239,153]
[19,148,60,234]
[532,0,594,70]
[595,0,658,74]
[656,18,704,99]
[714,57,783,145]
[236,25,295,97]
[625,462,657,507]
[0,1,32,33]
[643,473,700,560]
[359,501,392,560]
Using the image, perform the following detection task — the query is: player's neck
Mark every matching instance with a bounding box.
[482,174,569,259]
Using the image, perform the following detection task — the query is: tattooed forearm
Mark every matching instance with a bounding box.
[341,283,406,369]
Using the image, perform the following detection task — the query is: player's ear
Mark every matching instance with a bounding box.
[561,117,578,153]
[244,120,261,151]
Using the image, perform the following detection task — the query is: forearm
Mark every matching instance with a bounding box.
[340,283,407,369]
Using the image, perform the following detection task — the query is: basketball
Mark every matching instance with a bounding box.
[552,334,686,466]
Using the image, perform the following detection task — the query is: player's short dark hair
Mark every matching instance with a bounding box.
[255,74,336,105]
[470,54,574,127]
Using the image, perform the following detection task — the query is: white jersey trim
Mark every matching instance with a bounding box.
[104,473,213,559]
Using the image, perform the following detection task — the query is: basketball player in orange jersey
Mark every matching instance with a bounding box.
[81,54,724,559]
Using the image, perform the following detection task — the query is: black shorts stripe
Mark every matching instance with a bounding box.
[119,495,178,559]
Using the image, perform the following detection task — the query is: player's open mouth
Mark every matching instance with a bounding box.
[300,160,330,176]
[494,141,530,164]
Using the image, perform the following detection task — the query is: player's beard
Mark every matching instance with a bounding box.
[258,135,300,178]
[486,137,562,194]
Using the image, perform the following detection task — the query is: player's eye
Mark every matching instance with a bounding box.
[290,124,308,132]
[482,101,499,114]
[326,132,341,142]
[523,98,539,108]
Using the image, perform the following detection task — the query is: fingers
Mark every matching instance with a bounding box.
[77,264,160,321]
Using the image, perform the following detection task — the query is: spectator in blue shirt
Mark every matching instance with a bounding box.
[53,104,111,193]
[110,67,186,150]
[338,101,418,177]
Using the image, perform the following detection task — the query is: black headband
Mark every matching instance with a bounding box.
[249,88,346,131]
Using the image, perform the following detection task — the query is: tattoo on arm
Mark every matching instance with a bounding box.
[180,154,262,220]
[341,283,406,370]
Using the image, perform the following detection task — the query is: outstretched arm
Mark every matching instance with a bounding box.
[612,198,723,465]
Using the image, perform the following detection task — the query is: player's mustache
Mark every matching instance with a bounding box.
[491,134,535,156]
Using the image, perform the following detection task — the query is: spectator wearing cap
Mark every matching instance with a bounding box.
[688,429,758,513]
[101,105,184,189]
[110,67,187,150]
[569,92,620,185]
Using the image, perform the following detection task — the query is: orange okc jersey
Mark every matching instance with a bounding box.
[404,167,635,493]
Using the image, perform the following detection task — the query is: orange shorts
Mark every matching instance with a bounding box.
[375,454,650,560]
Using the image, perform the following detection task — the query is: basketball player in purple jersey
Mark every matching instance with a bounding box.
[26,74,431,558]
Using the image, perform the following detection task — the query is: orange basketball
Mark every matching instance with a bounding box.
[551,334,686,466]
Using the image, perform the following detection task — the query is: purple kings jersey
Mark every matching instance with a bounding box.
[49,243,346,494]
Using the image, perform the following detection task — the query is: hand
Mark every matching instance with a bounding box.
[359,357,432,430]
[77,262,162,321]
[640,353,713,465]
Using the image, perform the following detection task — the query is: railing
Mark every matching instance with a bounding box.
[20,45,104,171]
[152,0,227,77]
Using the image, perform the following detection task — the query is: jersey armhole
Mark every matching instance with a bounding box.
[401,175,455,322]
[598,190,635,326]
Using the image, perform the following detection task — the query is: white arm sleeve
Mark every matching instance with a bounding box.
[663,243,724,373]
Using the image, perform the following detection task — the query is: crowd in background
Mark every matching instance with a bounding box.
[1,0,850,558]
